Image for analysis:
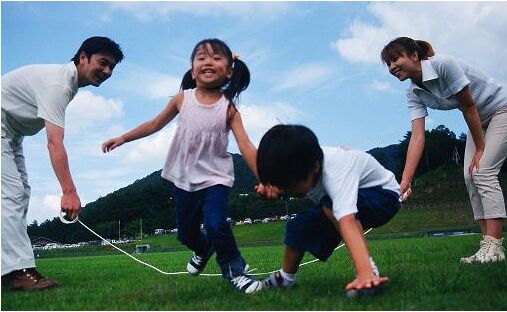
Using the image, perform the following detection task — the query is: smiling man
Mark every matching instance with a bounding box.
[1,37,123,291]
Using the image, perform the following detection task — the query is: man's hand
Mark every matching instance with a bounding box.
[255,183,281,199]
[61,191,81,220]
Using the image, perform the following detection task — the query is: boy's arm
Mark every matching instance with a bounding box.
[323,209,388,290]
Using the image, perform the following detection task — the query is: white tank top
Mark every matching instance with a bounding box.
[161,89,234,191]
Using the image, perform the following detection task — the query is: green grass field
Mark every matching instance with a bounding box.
[3,204,507,310]
[2,234,507,310]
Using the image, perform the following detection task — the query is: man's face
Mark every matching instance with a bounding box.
[77,52,117,87]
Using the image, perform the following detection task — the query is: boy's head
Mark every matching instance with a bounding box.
[257,124,323,197]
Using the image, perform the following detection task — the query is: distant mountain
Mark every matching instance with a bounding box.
[367,144,402,177]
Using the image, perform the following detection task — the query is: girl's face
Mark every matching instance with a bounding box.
[386,51,420,82]
[191,43,232,89]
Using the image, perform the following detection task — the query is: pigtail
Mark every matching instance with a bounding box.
[180,69,196,91]
[222,58,250,102]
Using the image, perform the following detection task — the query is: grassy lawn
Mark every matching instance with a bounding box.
[2,234,507,310]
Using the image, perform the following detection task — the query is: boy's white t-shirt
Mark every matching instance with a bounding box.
[1,62,79,138]
[307,146,400,222]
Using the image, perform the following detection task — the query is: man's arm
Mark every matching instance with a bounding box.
[45,121,81,220]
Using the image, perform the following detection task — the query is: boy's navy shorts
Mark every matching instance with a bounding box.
[284,186,400,261]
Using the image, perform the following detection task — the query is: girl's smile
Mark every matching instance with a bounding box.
[191,43,232,89]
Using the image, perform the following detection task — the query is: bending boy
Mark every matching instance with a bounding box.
[256,124,401,296]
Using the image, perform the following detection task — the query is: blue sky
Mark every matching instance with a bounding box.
[2,1,507,223]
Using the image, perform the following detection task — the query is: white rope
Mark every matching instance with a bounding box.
[60,212,371,277]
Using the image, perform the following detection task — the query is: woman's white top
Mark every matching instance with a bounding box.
[161,89,234,191]
[407,54,507,122]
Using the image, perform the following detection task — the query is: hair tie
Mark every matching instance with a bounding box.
[232,53,240,61]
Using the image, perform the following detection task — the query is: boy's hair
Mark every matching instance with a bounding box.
[71,36,124,65]
[380,37,434,65]
[257,124,323,190]
[180,38,250,103]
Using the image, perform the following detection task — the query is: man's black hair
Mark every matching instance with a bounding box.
[257,124,323,189]
[71,36,124,65]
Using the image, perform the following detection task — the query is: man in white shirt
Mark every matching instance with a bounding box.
[1,36,123,290]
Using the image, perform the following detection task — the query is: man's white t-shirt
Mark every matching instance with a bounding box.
[1,62,79,138]
[307,146,400,221]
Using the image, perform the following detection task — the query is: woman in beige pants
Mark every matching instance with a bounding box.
[381,37,506,263]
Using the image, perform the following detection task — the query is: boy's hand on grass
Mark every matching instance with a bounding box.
[345,274,389,291]
[255,183,280,199]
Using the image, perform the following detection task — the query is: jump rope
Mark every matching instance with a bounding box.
[58,209,374,277]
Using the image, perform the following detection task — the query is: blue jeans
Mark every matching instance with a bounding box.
[174,185,246,279]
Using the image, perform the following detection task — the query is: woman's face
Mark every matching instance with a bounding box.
[386,51,420,82]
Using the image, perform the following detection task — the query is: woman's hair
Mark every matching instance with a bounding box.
[257,124,323,190]
[180,38,250,103]
[381,37,435,65]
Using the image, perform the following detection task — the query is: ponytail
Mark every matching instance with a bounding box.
[414,40,435,59]
[180,69,196,91]
[381,37,435,64]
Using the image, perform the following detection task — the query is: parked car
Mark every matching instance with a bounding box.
[244,218,252,224]
[154,229,165,235]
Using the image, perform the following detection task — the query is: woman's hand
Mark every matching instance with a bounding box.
[399,179,413,202]
[468,148,484,176]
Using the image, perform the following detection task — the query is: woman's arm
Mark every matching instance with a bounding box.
[102,93,183,152]
[400,117,425,199]
[229,108,258,180]
[456,85,485,175]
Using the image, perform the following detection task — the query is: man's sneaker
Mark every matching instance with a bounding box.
[262,271,295,288]
[230,274,263,294]
[461,237,505,264]
[187,250,213,275]
[2,268,59,291]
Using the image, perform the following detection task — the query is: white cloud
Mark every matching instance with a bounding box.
[237,102,302,146]
[66,90,124,132]
[27,195,60,224]
[274,62,335,92]
[369,80,395,93]
[116,66,181,99]
[110,2,292,23]
[333,2,507,80]
[120,123,178,165]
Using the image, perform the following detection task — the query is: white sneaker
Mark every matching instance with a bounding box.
[230,275,263,294]
[369,257,380,277]
[461,237,505,264]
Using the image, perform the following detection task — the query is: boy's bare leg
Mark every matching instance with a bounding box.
[282,246,305,274]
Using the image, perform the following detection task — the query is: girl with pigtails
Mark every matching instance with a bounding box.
[102,38,262,293]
